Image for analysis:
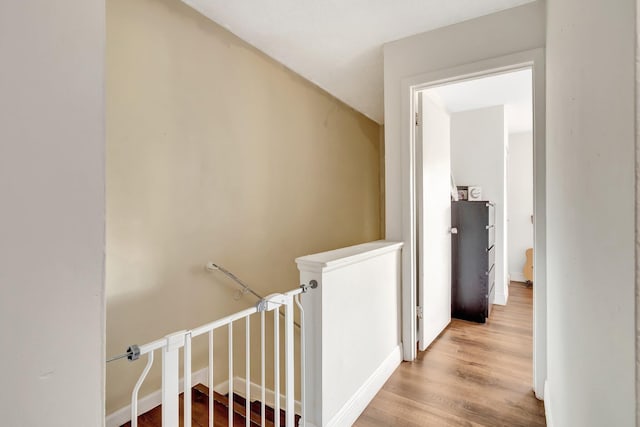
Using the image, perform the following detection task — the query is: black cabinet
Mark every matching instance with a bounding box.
[451,200,496,323]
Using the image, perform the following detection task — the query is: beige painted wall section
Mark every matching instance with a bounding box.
[106,0,381,414]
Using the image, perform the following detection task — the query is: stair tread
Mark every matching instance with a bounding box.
[121,385,259,427]
[195,384,274,427]
[121,383,298,427]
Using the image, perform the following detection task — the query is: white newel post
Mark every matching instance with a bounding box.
[162,331,186,427]
[296,240,403,427]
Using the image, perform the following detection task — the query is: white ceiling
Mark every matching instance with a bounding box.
[428,68,533,134]
[181,0,535,124]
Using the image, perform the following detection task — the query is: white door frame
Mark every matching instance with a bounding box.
[399,48,546,398]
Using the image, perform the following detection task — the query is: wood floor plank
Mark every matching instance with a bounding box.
[354,282,545,427]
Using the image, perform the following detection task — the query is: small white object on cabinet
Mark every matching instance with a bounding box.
[468,186,482,201]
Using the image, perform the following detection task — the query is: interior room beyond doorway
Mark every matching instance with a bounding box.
[415,66,535,369]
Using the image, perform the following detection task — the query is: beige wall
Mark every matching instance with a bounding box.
[106,0,381,414]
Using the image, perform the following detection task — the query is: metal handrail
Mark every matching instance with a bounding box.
[206,262,263,300]
[205,261,316,329]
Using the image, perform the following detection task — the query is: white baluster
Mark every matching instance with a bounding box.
[131,351,154,427]
[261,310,266,427]
[209,331,214,427]
[295,295,306,427]
[274,308,280,427]
[246,316,251,427]
[229,322,234,427]
[284,296,294,427]
[184,333,192,427]
[162,331,185,427]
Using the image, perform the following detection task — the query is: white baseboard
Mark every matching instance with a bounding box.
[214,376,302,415]
[494,292,507,306]
[105,367,209,427]
[544,380,554,427]
[510,272,527,283]
[493,278,512,306]
[326,345,402,427]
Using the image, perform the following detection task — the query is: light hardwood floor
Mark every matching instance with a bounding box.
[355,282,545,427]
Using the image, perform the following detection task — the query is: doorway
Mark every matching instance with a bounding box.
[416,68,533,347]
[401,49,546,398]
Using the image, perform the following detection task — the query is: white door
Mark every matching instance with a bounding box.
[417,91,452,351]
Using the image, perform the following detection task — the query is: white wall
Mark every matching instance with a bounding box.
[507,132,533,282]
[0,0,105,425]
[383,0,546,363]
[384,1,545,241]
[546,0,636,425]
[297,241,403,427]
[451,106,509,304]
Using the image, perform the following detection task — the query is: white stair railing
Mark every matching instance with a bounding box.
[116,281,316,427]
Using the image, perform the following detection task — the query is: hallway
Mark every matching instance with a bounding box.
[355,282,545,426]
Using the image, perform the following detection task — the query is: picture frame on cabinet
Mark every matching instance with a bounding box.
[457,186,468,201]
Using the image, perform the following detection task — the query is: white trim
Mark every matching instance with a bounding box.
[397,48,547,399]
[105,367,209,427]
[401,54,535,361]
[493,292,507,306]
[544,380,553,427]
[296,240,403,273]
[530,48,547,401]
[326,345,402,427]
[510,272,527,283]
